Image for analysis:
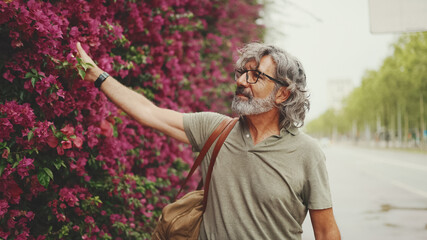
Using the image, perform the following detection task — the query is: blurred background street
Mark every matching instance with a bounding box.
[302,143,427,240]
[264,2,427,237]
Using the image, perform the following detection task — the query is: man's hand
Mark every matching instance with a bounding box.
[75,42,103,82]
[73,42,189,144]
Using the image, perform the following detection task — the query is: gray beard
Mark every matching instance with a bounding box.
[231,90,277,116]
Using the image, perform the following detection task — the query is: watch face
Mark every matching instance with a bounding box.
[95,72,109,88]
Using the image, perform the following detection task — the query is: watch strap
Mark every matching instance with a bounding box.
[94,72,109,88]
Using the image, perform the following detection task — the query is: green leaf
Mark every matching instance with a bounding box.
[81,62,94,71]
[24,72,33,78]
[88,156,96,167]
[12,161,20,168]
[113,126,118,138]
[37,170,50,187]
[12,155,22,168]
[58,225,69,238]
[0,161,7,177]
[28,149,38,155]
[31,68,37,74]
[53,160,62,170]
[78,68,86,80]
[31,77,37,87]
[44,167,54,179]
[28,130,34,141]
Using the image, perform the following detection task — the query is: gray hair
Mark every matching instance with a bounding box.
[235,42,310,129]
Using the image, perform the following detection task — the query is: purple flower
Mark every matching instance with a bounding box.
[84,216,94,224]
[17,157,35,179]
[2,70,14,83]
[0,119,14,141]
[59,187,79,207]
[0,199,9,218]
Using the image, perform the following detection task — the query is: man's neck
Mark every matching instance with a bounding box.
[245,108,281,145]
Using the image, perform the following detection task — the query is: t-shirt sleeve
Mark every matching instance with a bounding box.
[304,148,333,210]
[183,112,228,152]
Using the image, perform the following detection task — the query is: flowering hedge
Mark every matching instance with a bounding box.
[0,0,263,239]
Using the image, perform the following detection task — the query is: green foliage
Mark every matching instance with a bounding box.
[76,57,95,80]
[25,69,44,87]
[307,32,427,141]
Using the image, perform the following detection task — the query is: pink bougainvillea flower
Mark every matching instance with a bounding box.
[71,136,83,148]
[56,146,64,155]
[69,26,79,38]
[56,213,66,222]
[1,149,9,159]
[56,88,65,98]
[100,120,113,137]
[34,75,57,95]
[83,175,91,182]
[15,231,30,240]
[11,39,23,48]
[84,216,94,224]
[143,211,153,218]
[0,229,9,239]
[28,175,46,198]
[7,217,16,229]
[1,101,36,128]
[7,181,23,205]
[26,211,35,221]
[74,207,83,216]
[47,135,58,148]
[106,115,115,124]
[60,124,74,137]
[61,140,72,149]
[2,70,14,83]
[69,157,87,177]
[17,157,35,179]
[58,186,88,207]
[0,199,9,218]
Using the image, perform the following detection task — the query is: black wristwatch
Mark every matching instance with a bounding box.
[94,72,110,88]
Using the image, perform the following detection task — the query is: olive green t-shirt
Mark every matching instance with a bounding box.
[183,112,332,240]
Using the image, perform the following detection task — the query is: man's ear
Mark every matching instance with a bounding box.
[275,87,290,104]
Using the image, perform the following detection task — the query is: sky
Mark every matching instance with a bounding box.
[262,0,400,122]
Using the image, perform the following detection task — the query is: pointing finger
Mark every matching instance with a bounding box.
[76,42,84,55]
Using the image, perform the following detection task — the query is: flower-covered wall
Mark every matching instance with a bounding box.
[0,0,263,239]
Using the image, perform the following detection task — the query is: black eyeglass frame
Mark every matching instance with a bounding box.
[235,69,289,87]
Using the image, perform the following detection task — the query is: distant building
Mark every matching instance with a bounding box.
[328,79,354,111]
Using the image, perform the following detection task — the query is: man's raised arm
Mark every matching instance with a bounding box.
[76,42,189,144]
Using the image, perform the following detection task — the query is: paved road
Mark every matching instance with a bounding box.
[302,144,427,240]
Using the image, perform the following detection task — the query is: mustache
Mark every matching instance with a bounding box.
[235,86,252,98]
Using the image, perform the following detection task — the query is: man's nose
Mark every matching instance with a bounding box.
[236,73,249,87]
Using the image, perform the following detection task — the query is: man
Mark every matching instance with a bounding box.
[76,42,340,240]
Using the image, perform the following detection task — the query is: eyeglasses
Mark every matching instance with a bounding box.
[234,69,288,86]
